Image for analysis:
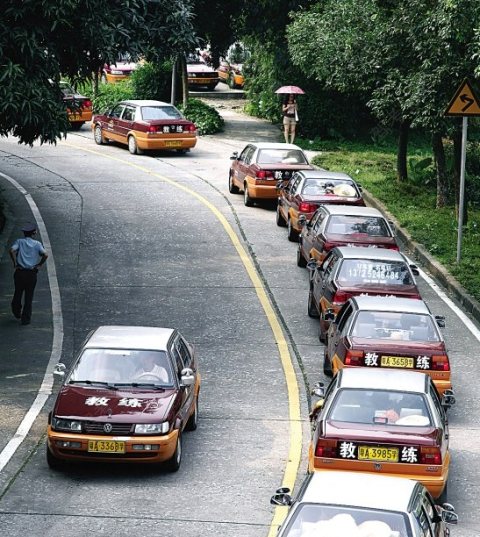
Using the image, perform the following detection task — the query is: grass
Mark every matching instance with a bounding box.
[294,137,480,302]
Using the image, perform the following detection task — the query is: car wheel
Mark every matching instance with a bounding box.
[308,290,319,318]
[323,349,333,377]
[165,432,182,472]
[185,396,199,431]
[229,172,239,194]
[46,446,65,470]
[94,124,106,145]
[69,122,84,131]
[276,204,287,227]
[128,135,143,155]
[436,483,448,505]
[297,245,307,267]
[244,184,254,207]
[287,218,298,242]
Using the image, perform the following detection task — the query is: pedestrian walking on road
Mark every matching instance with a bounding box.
[9,223,48,325]
[282,94,298,144]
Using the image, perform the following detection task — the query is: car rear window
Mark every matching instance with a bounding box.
[140,106,183,121]
[337,260,413,287]
[351,311,440,342]
[329,388,431,427]
[326,215,391,237]
[257,149,308,164]
[302,179,358,197]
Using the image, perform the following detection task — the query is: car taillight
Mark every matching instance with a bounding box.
[299,202,318,213]
[420,446,442,465]
[83,99,92,109]
[315,439,337,458]
[386,245,400,251]
[432,355,450,371]
[187,124,196,132]
[256,170,274,179]
[323,241,335,252]
[345,349,364,366]
[332,290,349,306]
[148,125,157,133]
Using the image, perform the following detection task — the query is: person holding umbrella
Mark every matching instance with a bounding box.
[275,85,305,144]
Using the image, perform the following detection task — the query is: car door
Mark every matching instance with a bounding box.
[301,208,326,260]
[327,302,354,367]
[414,491,443,537]
[316,253,339,311]
[175,336,196,425]
[307,209,328,261]
[278,174,295,221]
[312,251,336,307]
[116,104,136,143]
[233,145,255,188]
[169,339,188,426]
[428,379,449,456]
[285,174,302,222]
[104,103,125,142]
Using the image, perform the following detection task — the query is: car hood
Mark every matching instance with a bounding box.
[53,385,177,423]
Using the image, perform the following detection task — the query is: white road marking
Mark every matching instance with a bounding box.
[0,171,63,473]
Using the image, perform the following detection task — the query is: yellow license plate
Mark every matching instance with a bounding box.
[381,355,414,368]
[165,140,182,147]
[358,446,398,462]
[88,440,125,453]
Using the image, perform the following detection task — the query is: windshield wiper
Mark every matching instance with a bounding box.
[68,380,118,390]
[115,382,166,391]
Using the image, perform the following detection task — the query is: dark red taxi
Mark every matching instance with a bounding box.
[187,54,219,90]
[297,205,398,268]
[228,143,313,206]
[47,325,200,471]
[60,81,93,130]
[307,247,421,341]
[309,368,453,501]
[92,100,197,155]
[323,296,453,397]
[277,170,365,241]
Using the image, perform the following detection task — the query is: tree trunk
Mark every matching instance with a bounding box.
[452,127,468,224]
[432,132,447,208]
[396,120,410,182]
[93,69,99,98]
[179,54,189,107]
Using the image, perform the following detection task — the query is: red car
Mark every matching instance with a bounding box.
[297,205,398,267]
[277,170,365,241]
[307,247,421,341]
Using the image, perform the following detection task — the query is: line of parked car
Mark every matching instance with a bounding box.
[228,142,459,536]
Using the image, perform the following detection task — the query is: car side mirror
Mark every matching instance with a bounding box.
[441,389,455,408]
[53,363,66,378]
[409,264,420,276]
[270,490,293,506]
[180,367,195,386]
[435,315,446,328]
[441,504,458,525]
[323,308,335,322]
[230,151,239,160]
[311,381,325,398]
[298,215,307,227]
[306,259,318,272]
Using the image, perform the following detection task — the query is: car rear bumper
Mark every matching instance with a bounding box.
[188,78,219,85]
[68,110,93,123]
[47,426,178,464]
[245,182,278,200]
[135,134,197,151]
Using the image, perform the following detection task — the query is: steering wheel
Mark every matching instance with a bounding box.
[134,372,163,381]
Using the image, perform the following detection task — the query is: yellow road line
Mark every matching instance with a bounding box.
[64,142,301,533]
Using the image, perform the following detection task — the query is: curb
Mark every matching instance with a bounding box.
[363,189,480,325]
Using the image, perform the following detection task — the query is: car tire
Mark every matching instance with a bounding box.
[229,172,239,194]
[176,148,190,154]
[128,135,143,155]
[323,349,333,377]
[319,318,327,343]
[46,446,65,470]
[69,122,84,131]
[94,124,106,145]
[287,218,298,242]
[437,483,448,505]
[244,184,254,207]
[276,204,287,227]
[297,245,307,268]
[308,290,319,318]
[165,432,182,472]
[185,396,199,431]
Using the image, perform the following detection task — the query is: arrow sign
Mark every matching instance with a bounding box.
[445,79,480,116]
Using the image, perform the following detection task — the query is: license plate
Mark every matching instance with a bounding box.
[165,140,182,147]
[381,355,414,368]
[192,78,210,84]
[88,440,125,453]
[358,446,398,462]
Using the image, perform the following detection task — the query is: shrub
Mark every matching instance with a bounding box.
[178,99,224,135]
[130,61,174,102]
[91,80,134,114]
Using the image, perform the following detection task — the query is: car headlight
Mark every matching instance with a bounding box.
[52,417,82,432]
[134,422,169,435]
[111,70,123,75]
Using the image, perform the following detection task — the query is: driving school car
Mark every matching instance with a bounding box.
[297,205,398,268]
[323,296,453,397]
[60,81,93,130]
[307,247,421,342]
[187,54,219,90]
[47,325,200,471]
[92,100,197,155]
[309,368,453,501]
[228,143,313,206]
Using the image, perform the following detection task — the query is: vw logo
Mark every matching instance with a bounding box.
[374,463,382,471]
[103,423,113,433]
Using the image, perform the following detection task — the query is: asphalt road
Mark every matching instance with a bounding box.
[0,114,478,537]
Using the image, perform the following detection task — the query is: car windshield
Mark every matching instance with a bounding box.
[329,388,431,427]
[337,260,413,287]
[351,311,440,342]
[69,349,174,387]
[326,215,391,237]
[257,149,308,165]
[284,504,409,536]
[140,106,183,121]
[302,179,358,197]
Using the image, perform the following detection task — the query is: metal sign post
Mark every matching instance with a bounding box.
[456,116,467,263]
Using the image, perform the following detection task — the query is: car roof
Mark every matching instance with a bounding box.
[300,471,418,511]
[84,326,175,351]
[338,367,428,393]
[120,100,173,107]
[332,246,407,261]
[321,205,383,216]
[249,142,304,151]
[296,170,355,181]
[351,295,429,313]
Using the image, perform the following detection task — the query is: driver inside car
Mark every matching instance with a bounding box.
[133,354,169,383]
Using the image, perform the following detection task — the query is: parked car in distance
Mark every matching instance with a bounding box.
[271,471,457,536]
[47,325,200,471]
[92,100,197,155]
[277,170,365,241]
[229,143,313,206]
[323,295,453,398]
[308,368,454,501]
[297,205,398,267]
[60,81,93,130]
[102,53,137,84]
[217,59,245,88]
[187,54,219,90]
[307,247,421,341]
